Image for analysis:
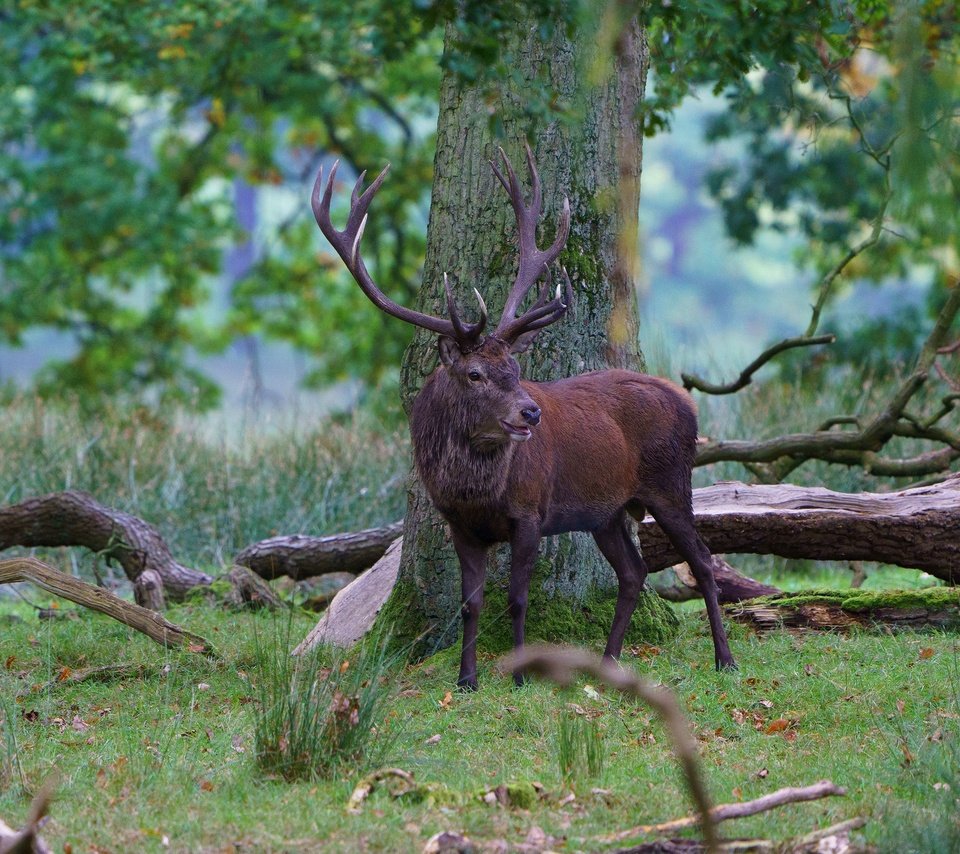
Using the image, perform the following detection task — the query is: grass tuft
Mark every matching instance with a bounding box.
[556,712,605,786]
[252,619,404,782]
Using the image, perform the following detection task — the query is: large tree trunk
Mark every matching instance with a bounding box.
[387,17,678,655]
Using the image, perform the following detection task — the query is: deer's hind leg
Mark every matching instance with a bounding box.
[592,512,650,660]
[644,493,736,670]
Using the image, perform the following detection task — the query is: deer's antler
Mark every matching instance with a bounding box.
[490,145,573,348]
[311,161,486,348]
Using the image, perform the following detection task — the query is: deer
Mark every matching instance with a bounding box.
[311,146,736,690]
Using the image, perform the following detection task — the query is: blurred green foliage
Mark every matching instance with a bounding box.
[1,0,439,407]
[0,1,955,409]
[700,2,958,371]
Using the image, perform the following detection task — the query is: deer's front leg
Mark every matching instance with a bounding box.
[450,526,489,691]
[507,515,542,687]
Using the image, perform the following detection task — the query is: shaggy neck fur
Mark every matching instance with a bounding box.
[410,369,516,512]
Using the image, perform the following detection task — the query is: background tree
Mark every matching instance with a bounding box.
[0,1,438,407]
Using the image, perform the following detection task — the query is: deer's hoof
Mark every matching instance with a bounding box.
[512,670,530,688]
[457,676,479,692]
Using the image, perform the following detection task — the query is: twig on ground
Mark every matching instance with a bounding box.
[500,645,718,853]
[601,779,847,843]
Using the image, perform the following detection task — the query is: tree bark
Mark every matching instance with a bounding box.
[392,16,670,654]
[235,522,403,579]
[0,491,212,600]
[637,474,960,582]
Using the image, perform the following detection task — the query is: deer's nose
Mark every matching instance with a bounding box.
[521,406,541,426]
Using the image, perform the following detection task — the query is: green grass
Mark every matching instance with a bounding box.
[1,601,958,851]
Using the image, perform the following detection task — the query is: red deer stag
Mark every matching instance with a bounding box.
[311,147,736,689]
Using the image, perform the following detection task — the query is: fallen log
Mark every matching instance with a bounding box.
[234,522,404,580]
[0,558,215,655]
[0,491,212,601]
[638,474,960,583]
[728,588,960,632]
[649,559,780,604]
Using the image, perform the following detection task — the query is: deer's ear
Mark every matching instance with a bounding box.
[438,336,463,366]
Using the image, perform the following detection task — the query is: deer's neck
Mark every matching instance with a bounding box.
[410,376,515,513]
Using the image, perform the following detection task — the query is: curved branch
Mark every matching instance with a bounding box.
[682,334,835,394]
[0,491,212,600]
[696,285,960,477]
[500,645,718,853]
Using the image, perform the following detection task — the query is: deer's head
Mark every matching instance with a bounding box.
[311,145,573,445]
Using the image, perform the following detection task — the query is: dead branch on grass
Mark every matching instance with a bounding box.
[0,558,215,656]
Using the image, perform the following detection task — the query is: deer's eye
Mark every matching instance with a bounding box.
[468,370,483,382]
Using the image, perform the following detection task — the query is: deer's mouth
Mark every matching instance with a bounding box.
[500,420,532,441]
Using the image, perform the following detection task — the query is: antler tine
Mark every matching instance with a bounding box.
[311,162,465,340]
[491,145,573,344]
[497,265,573,343]
[444,273,488,343]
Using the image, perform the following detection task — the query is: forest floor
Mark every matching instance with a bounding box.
[2,592,958,853]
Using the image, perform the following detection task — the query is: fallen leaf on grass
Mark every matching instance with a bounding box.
[919,647,935,660]
[438,691,453,709]
[764,718,790,735]
[424,734,441,745]
[199,779,214,792]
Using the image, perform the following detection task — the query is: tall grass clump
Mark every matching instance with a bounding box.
[252,621,403,782]
[556,712,604,786]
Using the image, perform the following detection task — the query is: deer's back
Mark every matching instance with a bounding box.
[511,369,698,532]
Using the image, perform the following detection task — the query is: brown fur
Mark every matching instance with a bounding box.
[411,336,736,689]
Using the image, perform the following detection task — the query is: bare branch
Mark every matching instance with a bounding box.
[0,558,215,655]
[696,285,960,477]
[500,645,719,853]
[682,334,835,394]
[601,780,847,844]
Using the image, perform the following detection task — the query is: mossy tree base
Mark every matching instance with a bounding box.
[378,571,679,660]
[728,588,960,632]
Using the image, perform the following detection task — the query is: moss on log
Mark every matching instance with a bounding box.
[728,587,960,632]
